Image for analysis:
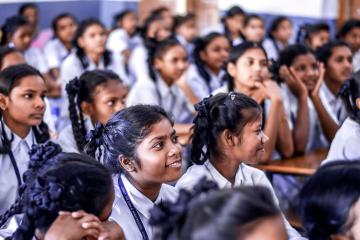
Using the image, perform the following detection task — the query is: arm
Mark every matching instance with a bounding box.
[174,123,193,145]
[275,103,295,158]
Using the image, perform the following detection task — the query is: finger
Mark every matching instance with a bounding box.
[82,221,103,231]
[58,211,71,216]
[71,210,87,219]
[79,214,101,224]
[83,229,100,239]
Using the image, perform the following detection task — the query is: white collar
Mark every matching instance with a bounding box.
[156,73,177,99]
[205,67,226,82]
[120,174,163,219]
[2,122,35,152]
[204,160,245,188]
[321,82,338,104]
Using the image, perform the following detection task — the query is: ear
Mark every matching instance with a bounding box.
[199,50,206,61]
[77,37,85,49]
[119,155,137,173]
[219,129,237,147]
[80,101,93,117]
[227,62,237,78]
[0,93,9,111]
[154,57,163,71]
[356,98,360,110]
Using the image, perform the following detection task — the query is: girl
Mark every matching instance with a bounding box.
[214,42,293,161]
[85,105,183,240]
[151,182,287,240]
[127,38,193,139]
[0,47,26,71]
[57,70,127,153]
[337,19,360,72]
[323,74,360,163]
[173,13,198,60]
[107,10,142,64]
[44,13,78,80]
[0,141,124,240]
[183,32,230,103]
[242,14,266,44]
[60,18,129,88]
[299,161,360,240]
[175,92,301,239]
[128,14,171,85]
[0,16,58,97]
[316,41,352,127]
[222,5,246,46]
[278,44,332,153]
[296,23,330,50]
[263,16,293,61]
[0,64,49,215]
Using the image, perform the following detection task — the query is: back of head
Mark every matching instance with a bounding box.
[0,46,22,70]
[339,71,360,124]
[191,92,262,164]
[278,44,313,67]
[299,160,360,240]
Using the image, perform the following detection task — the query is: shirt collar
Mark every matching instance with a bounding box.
[120,174,163,219]
[88,56,105,69]
[205,67,226,82]
[204,160,245,188]
[2,122,35,152]
[156,73,177,99]
[321,82,338,104]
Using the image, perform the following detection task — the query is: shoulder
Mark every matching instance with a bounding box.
[240,163,270,185]
[57,125,79,153]
[160,183,178,202]
[126,80,157,106]
[212,84,229,95]
[175,164,209,190]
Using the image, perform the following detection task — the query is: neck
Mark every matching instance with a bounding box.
[234,80,252,95]
[209,155,239,185]
[2,115,31,139]
[207,66,220,76]
[87,52,101,66]
[62,40,73,52]
[161,75,174,87]
[126,175,161,202]
[324,76,342,95]
[231,31,240,39]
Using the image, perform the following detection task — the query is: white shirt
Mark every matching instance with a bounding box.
[110,174,178,240]
[128,44,149,85]
[107,29,142,54]
[319,83,347,125]
[44,38,73,69]
[322,117,360,164]
[263,38,286,61]
[186,64,226,101]
[0,124,36,215]
[127,74,194,123]
[176,161,305,240]
[176,35,194,61]
[353,49,360,72]
[24,47,49,74]
[57,117,94,153]
[281,84,328,152]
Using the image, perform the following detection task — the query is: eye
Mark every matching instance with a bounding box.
[107,100,115,106]
[24,93,33,99]
[172,135,179,143]
[153,141,164,150]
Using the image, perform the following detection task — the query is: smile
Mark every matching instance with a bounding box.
[166,159,182,168]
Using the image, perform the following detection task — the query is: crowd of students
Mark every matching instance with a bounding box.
[0,2,359,240]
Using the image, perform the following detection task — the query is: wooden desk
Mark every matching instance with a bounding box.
[256,149,328,176]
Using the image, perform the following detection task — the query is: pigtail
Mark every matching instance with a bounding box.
[84,123,105,161]
[145,38,159,83]
[103,50,112,68]
[191,97,212,164]
[0,199,22,228]
[32,122,50,144]
[192,38,212,93]
[66,77,87,152]
[0,114,13,154]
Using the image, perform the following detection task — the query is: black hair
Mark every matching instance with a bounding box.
[0,64,50,154]
[150,179,280,240]
[113,9,135,29]
[315,40,350,67]
[0,15,31,46]
[150,6,171,18]
[339,71,360,124]
[146,37,182,83]
[51,13,77,35]
[296,22,330,45]
[173,13,195,32]
[18,3,38,15]
[66,70,123,152]
[0,46,22,69]
[85,104,173,173]
[278,44,314,67]
[299,160,360,240]
[74,18,112,70]
[192,32,229,94]
[337,19,360,39]
[140,14,164,41]
[225,41,268,91]
[191,92,262,164]
[0,141,113,239]
[268,16,292,54]
[243,14,263,28]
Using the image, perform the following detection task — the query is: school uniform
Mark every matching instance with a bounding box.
[107,29,142,54]
[322,117,360,164]
[57,117,94,153]
[281,84,328,152]
[319,83,347,125]
[0,123,36,215]
[128,44,149,84]
[110,174,178,240]
[353,49,360,72]
[263,38,287,61]
[176,35,194,62]
[44,38,73,70]
[23,47,49,74]
[186,64,226,101]
[176,161,306,240]
[126,74,194,123]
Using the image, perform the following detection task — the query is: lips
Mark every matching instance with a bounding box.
[166,159,182,168]
[30,113,44,119]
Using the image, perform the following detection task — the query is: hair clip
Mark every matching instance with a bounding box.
[228,91,236,101]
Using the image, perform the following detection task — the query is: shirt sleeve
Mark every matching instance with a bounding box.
[107,30,128,53]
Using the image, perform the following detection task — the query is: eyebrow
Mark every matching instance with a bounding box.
[22,89,47,93]
[149,129,176,143]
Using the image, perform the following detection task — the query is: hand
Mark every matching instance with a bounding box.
[279,65,307,98]
[44,211,103,240]
[262,80,283,102]
[98,221,125,240]
[310,62,325,98]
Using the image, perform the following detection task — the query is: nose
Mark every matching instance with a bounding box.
[34,97,45,110]
[178,60,188,71]
[168,141,182,158]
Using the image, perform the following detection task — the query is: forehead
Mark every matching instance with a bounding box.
[12,75,45,90]
[293,53,316,65]
[331,46,352,56]
[238,48,267,61]
[93,80,125,96]
[142,118,173,140]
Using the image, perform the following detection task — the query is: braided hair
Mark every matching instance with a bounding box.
[191,92,262,164]
[339,71,360,124]
[0,64,50,155]
[66,70,123,152]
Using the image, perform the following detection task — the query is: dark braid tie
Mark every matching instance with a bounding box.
[65,77,81,96]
